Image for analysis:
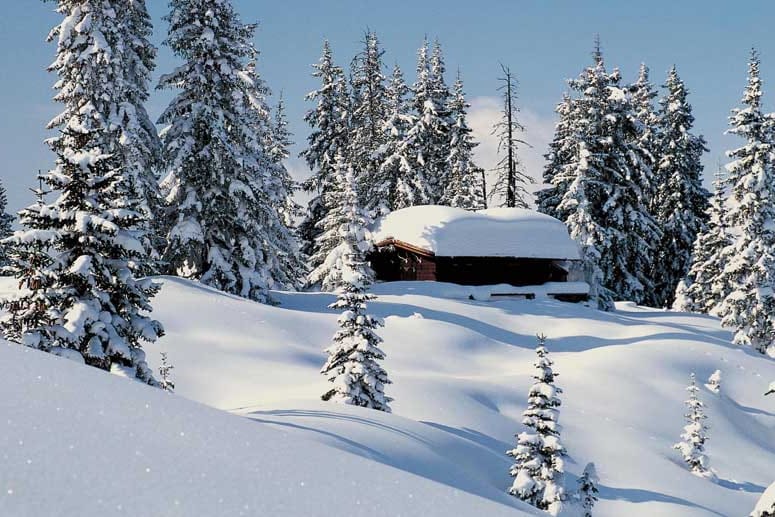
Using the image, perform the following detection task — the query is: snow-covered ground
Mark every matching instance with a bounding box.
[2,276,774,516]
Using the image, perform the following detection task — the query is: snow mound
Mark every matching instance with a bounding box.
[0,339,533,517]
[371,205,580,259]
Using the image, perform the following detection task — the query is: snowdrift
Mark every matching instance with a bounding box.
[2,276,774,516]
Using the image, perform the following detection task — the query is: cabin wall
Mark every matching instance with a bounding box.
[370,246,578,286]
[370,246,437,281]
[435,257,564,286]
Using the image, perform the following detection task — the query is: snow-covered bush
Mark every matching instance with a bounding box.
[706,370,722,394]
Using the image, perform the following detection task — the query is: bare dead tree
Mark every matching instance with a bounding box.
[491,64,533,208]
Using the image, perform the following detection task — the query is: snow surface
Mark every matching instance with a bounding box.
[371,205,581,259]
[0,333,533,517]
[752,481,775,516]
[2,276,774,516]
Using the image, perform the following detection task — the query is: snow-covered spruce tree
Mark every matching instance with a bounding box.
[649,66,710,308]
[158,351,175,393]
[673,373,713,478]
[300,40,351,266]
[158,0,299,300]
[547,42,660,306]
[673,167,732,314]
[574,462,599,517]
[440,72,485,210]
[250,90,307,290]
[751,481,775,517]
[766,382,774,396]
[717,50,775,355]
[309,154,372,291]
[402,38,451,206]
[507,334,566,514]
[537,93,574,218]
[319,165,390,411]
[377,63,417,211]
[706,369,721,394]
[555,142,612,310]
[0,180,14,269]
[349,31,389,215]
[115,0,165,269]
[266,94,303,228]
[427,39,453,202]
[491,64,533,208]
[0,0,162,383]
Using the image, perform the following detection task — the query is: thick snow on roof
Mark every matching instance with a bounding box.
[371,205,580,259]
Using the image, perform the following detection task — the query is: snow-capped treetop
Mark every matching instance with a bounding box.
[371,205,580,259]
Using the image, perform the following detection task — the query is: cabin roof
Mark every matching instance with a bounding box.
[371,205,580,260]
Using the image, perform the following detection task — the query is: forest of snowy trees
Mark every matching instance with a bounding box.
[1,2,775,515]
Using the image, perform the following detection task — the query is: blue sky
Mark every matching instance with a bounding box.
[2,1,775,214]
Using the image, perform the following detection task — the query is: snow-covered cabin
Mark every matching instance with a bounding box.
[370,206,586,300]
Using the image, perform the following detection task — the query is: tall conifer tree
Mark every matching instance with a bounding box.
[717,50,775,354]
[441,73,485,209]
[547,41,660,307]
[378,64,416,211]
[349,31,389,214]
[1,0,162,382]
[673,167,731,314]
[117,0,165,266]
[158,0,299,301]
[404,38,450,206]
[649,66,710,308]
[537,93,574,219]
[300,41,350,268]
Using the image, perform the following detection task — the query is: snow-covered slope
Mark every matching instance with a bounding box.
[0,335,534,517]
[2,276,774,516]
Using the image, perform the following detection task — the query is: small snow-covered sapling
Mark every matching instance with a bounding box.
[706,370,721,394]
[159,352,175,393]
[674,373,714,479]
[575,462,599,517]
